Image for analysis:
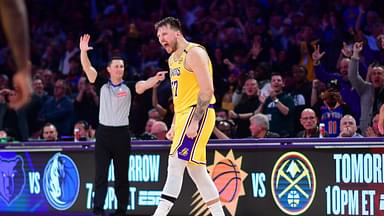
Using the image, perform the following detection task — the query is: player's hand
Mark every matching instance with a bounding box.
[155,71,168,82]
[79,34,93,51]
[186,120,199,139]
[166,125,175,141]
[9,71,32,110]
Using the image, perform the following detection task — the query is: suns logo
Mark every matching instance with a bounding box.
[271,152,316,215]
[0,155,25,206]
[43,153,80,210]
[189,150,247,216]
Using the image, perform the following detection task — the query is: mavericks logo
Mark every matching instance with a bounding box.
[0,155,25,206]
[271,152,316,215]
[43,153,80,210]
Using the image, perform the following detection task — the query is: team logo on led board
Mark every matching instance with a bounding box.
[43,153,80,210]
[271,152,316,215]
[0,155,25,206]
[190,150,248,216]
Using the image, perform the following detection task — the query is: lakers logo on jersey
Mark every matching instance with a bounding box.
[170,68,180,77]
[168,43,215,113]
[180,147,189,157]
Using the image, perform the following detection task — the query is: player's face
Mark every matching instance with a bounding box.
[107,59,125,80]
[157,25,178,54]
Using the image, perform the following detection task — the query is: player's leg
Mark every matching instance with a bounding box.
[153,155,187,216]
[187,164,225,216]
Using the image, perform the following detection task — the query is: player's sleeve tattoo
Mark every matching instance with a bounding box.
[193,93,210,122]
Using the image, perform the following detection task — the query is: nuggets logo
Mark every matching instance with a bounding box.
[190,150,247,216]
[271,152,316,215]
[0,155,25,206]
[43,153,80,210]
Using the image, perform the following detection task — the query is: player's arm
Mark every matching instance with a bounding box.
[166,115,176,141]
[0,0,29,72]
[135,71,168,94]
[0,0,32,109]
[79,34,98,83]
[186,47,214,123]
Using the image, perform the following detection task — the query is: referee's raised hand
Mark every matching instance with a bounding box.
[79,34,93,52]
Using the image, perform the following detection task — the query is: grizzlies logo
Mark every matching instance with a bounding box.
[43,153,80,210]
[271,152,316,215]
[0,155,25,206]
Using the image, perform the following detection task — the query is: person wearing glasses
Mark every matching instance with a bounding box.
[297,108,328,138]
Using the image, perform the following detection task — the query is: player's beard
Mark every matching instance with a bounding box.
[171,40,178,53]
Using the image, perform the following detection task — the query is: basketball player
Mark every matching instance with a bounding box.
[153,17,225,216]
[0,0,32,109]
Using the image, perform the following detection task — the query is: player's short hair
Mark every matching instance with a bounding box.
[154,17,182,32]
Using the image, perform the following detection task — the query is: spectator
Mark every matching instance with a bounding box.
[338,115,363,137]
[365,114,382,137]
[0,130,8,142]
[73,120,92,141]
[59,37,80,75]
[249,113,280,138]
[297,108,328,138]
[27,77,49,137]
[0,88,29,141]
[285,65,315,134]
[74,76,98,129]
[212,119,235,139]
[150,120,168,140]
[256,73,295,137]
[312,44,361,127]
[314,79,350,137]
[137,112,157,140]
[42,122,59,141]
[349,42,384,134]
[38,79,74,136]
[148,108,162,121]
[152,84,174,128]
[229,78,261,138]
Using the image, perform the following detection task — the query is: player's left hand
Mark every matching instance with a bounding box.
[186,120,199,139]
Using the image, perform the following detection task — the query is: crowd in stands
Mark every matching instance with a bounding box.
[0,0,384,141]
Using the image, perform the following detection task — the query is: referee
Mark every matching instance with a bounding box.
[79,34,167,216]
